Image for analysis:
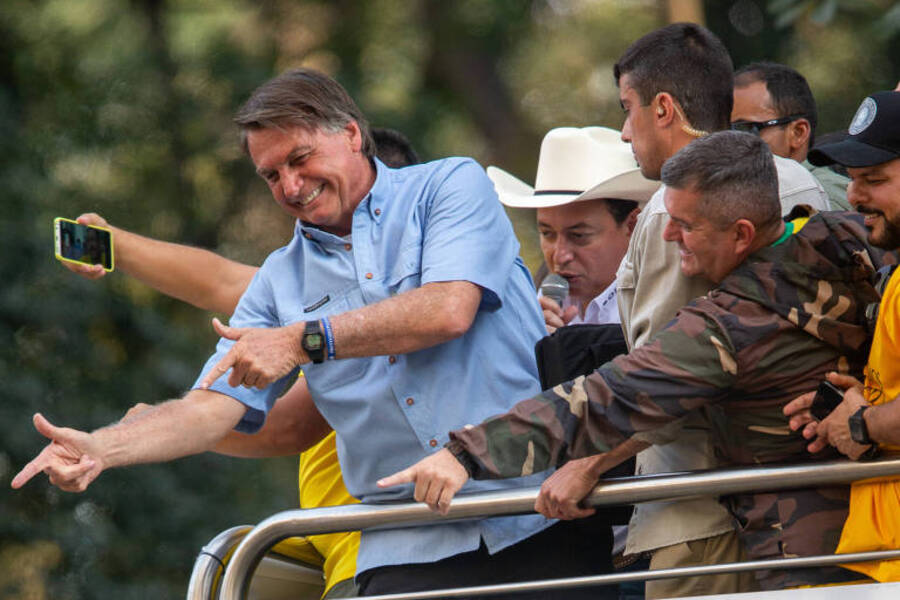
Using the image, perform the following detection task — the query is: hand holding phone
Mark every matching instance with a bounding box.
[54,217,114,272]
[810,380,844,421]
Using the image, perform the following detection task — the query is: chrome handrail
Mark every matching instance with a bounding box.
[186,525,251,600]
[215,457,900,599]
[356,550,900,600]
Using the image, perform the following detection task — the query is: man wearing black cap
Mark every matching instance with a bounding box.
[785,89,900,582]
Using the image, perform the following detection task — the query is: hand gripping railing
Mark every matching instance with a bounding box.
[209,457,900,600]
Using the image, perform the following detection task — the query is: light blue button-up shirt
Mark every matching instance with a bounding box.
[193,157,553,574]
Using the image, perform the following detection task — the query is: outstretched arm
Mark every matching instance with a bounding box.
[11,390,246,492]
[65,213,257,314]
[379,306,736,511]
[212,377,331,458]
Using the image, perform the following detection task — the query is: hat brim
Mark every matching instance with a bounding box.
[808,139,900,168]
[581,169,659,205]
[488,166,659,208]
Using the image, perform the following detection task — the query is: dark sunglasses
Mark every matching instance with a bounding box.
[730,114,806,135]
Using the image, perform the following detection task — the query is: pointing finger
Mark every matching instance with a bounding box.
[10,454,50,489]
[199,355,233,389]
[377,468,415,489]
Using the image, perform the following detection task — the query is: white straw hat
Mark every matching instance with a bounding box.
[488,127,659,208]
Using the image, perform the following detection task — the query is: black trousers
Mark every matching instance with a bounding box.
[357,513,621,599]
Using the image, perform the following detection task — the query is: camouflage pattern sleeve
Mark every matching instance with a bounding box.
[447,304,738,480]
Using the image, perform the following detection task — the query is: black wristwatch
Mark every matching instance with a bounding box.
[301,320,325,364]
[849,406,873,445]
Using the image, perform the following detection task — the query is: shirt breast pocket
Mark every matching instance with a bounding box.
[617,257,636,293]
[386,242,422,295]
[286,291,368,387]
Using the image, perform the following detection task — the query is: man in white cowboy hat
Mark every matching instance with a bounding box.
[489,127,658,332]
[490,126,659,582]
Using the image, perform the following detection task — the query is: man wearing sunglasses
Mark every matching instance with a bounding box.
[732,62,851,210]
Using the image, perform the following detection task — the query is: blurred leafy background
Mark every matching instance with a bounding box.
[1,0,898,597]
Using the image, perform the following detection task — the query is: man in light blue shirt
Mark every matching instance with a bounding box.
[199,153,554,578]
[14,69,618,598]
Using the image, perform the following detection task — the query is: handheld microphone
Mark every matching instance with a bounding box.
[540,273,569,307]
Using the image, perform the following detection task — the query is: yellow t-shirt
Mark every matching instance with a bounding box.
[271,432,360,596]
[837,267,900,581]
[862,268,900,414]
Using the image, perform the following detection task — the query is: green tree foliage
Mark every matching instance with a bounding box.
[714,0,899,134]
[1,0,896,597]
[1,2,299,598]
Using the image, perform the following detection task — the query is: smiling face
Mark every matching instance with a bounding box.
[847,158,900,250]
[619,74,667,181]
[662,185,745,283]
[247,122,374,236]
[537,199,636,310]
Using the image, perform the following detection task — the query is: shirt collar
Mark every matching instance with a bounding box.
[363,157,390,222]
[566,280,620,325]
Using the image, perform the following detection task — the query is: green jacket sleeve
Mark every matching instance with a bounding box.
[447,303,738,480]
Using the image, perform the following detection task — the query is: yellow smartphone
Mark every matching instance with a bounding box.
[53,217,115,272]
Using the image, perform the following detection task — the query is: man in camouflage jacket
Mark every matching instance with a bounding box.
[380,132,883,590]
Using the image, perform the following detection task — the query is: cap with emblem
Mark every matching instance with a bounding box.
[808,91,900,168]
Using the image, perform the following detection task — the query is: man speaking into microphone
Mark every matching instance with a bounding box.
[489,127,658,333]
[489,127,658,581]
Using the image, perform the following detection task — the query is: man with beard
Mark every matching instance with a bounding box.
[785,89,900,582]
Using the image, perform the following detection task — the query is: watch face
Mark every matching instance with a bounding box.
[305,333,323,350]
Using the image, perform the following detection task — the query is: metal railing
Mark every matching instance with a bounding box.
[355,550,900,600]
[187,526,252,600]
[190,457,900,600]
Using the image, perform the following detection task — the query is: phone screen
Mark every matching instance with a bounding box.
[54,218,114,271]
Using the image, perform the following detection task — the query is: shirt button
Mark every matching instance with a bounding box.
[365,272,373,279]
[388,355,396,365]
[374,208,382,216]
[303,232,312,239]
[344,243,352,251]
[406,397,414,406]
[429,439,438,448]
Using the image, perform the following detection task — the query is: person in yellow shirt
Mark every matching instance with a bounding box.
[275,430,359,598]
[785,89,900,582]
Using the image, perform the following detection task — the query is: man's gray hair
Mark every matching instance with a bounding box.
[234,68,376,157]
[661,131,780,230]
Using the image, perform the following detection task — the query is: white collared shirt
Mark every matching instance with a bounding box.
[566,280,620,326]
